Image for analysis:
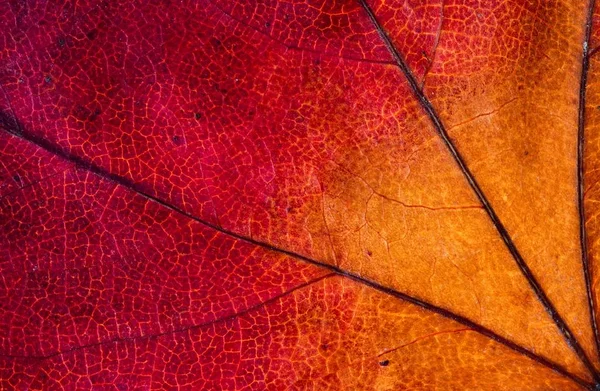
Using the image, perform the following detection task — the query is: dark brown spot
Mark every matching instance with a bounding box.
[172,135,185,145]
[86,29,98,40]
[210,37,222,49]
[89,108,102,122]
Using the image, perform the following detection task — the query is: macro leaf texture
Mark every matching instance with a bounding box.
[4,0,600,390]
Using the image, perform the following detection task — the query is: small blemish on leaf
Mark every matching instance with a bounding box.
[89,108,102,122]
[211,37,223,49]
[366,250,373,257]
[86,29,98,40]
[194,112,202,120]
[13,174,21,183]
[172,135,184,145]
[379,360,390,367]
[57,37,66,47]
[44,75,52,84]
[213,83,227,94]
[524,150,529,156]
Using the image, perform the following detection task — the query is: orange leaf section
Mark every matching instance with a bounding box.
[385,0,598,369]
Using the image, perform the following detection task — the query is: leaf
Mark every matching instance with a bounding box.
[1,0,600,389]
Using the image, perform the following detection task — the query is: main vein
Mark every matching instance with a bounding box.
[578,0,600,366]
[356,0,600,381]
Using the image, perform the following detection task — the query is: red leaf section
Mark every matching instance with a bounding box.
[0,0,439,243]
[0,130,328,354]
[0,130,329,387]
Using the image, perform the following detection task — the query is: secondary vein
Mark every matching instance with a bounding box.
[578,0,600,368]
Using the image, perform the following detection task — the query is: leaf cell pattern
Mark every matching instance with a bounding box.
[2,0,600,390]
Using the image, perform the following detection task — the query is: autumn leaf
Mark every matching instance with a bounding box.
[3,0,600,389]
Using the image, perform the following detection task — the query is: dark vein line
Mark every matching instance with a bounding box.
[341,271,592,390]
[579,0,600,366]
[356,0,600,382]
[0,167,69,202]
[377,327,473,357]
[1,273,336,361]
[0,111,593,390]
[447,97,519,130]
[332,160,483,211]
[205,0,395,66]
[420,0,444,89]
